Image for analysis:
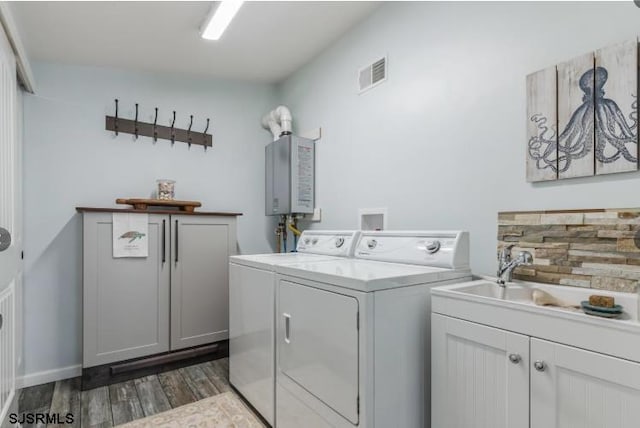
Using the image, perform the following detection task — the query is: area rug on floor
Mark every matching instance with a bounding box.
[117,392,265,428]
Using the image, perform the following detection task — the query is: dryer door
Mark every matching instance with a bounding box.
[278,280,359,424]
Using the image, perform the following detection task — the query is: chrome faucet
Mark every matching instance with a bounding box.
[497,244,533,286]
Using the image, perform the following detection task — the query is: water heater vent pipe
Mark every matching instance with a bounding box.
[261,105,292,141]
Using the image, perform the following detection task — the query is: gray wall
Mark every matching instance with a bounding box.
[280,1,640,276]
[23,62,276,380]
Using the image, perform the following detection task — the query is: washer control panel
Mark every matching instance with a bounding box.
[354,231,469,269]
[297,231,361,256]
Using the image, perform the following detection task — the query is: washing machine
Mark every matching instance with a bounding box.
[273,231,471,428]
[229,230,361,425]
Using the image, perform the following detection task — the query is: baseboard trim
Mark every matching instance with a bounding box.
[82,340,228,390]
[17,364,82,389]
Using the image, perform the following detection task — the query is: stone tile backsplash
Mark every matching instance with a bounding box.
[498,209,640,293]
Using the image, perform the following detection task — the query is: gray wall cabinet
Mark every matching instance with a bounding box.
[81,210,237,368]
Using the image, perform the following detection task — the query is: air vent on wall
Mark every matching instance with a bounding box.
[358,56,387,93]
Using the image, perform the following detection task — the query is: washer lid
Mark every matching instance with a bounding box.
[276,258,471,292]
[229,253,340,270]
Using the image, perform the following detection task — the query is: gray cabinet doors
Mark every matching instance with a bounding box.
[170,215,236,350]
[83,213,170,367]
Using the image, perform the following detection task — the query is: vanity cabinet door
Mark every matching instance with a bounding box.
[170,215,237,350]
[83,213,170,367]
[431,314,529,428]
[531,338,640,428]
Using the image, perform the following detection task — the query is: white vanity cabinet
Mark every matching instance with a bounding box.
[432,313,640,428]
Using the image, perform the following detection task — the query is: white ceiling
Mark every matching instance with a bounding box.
[10,1,380,83]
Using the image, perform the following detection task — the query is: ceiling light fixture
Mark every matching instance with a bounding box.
[200,1,245,41]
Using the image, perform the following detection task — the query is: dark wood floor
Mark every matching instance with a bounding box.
[18,358,241,427]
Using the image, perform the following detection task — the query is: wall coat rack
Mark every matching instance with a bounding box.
[105,99,212,149]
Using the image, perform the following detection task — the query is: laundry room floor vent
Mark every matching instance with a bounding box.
[358,56,387,93]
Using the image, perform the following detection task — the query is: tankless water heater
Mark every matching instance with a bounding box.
[265,135,315,215]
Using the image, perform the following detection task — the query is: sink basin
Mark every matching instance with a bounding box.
[454,281,534,303]
[434,278,639,322]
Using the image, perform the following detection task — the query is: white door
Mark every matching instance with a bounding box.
[531,338,640,428]
[278,280,359,425]
[431,314,529,428]
[0,20,20,426]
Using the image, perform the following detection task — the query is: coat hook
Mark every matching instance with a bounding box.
[153,108,158,142]
[187,115,193,147]
[114,99,119,136]
[170,111,176,145]
[203,118,210,150]
[134,103,139,139]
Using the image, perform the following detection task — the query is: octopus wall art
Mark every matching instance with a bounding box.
[526,39,639,181]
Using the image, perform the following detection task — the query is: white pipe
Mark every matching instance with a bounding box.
[261,105,292,140]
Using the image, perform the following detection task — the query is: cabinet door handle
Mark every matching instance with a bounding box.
[162,219,166,264]
[534,360,546,372]
[508,353,521,364]
[283,313,291,344]
[175,220,179,263]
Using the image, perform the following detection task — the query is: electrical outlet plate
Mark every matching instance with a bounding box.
[303,207,321,222]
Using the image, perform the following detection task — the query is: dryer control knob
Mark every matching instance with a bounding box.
[304,238,310,245]
[335,237,345,248]
[367,239,377,250]
[425,240,441,254]
[312,238,318,245]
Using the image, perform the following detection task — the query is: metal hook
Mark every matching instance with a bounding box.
[203,118,210,150]
[134,103,139,139]
[187,115,193,147]
[153,108,158,142]
[114,99,119,136]
[170,111,176,145]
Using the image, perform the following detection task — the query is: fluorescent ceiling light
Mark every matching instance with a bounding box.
[200,1,245,41]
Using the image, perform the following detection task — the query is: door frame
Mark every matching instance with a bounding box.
[0,15,22,427]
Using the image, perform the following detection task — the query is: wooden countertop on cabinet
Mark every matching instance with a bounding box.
[76,207,242,216]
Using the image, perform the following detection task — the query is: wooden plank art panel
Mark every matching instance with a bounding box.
[526,38,640,182]
[557,52,595,179]
[594,39,638,175]
[526,66,558,182]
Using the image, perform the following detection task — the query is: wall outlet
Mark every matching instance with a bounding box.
[304,207,321,222]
